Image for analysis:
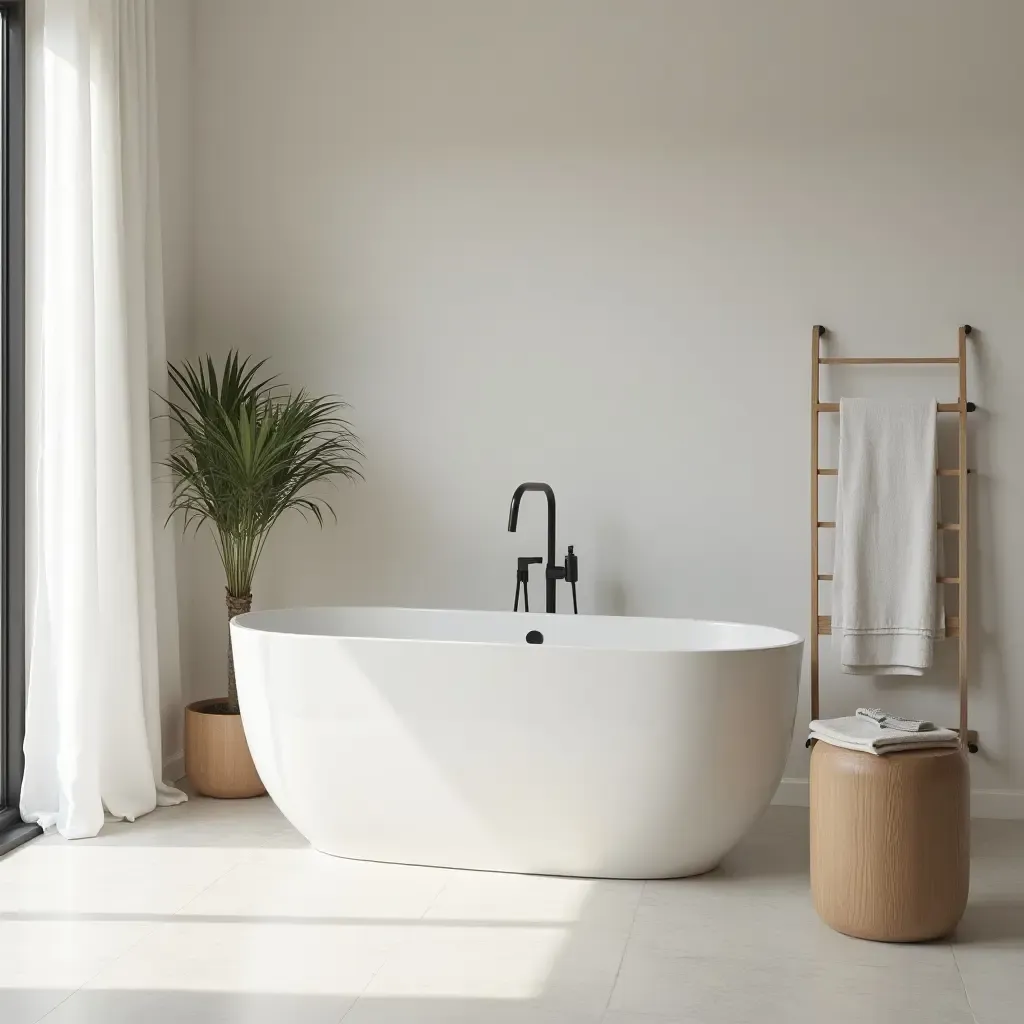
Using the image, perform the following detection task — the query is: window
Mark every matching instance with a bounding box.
[0,0,30,855]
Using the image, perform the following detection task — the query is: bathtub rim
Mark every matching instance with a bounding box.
[231,605,804,656]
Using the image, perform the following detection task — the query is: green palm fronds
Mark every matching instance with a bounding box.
[162,351,363,608]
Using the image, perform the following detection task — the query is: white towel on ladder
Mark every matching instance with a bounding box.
[831,398,944,675]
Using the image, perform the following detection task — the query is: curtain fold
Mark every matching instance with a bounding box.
[21,0,186,839]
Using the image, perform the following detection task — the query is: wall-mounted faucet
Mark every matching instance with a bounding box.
[507,482,578,614]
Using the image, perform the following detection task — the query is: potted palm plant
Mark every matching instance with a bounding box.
[164,352,362,797]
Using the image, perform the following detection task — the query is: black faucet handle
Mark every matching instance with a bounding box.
[514,556,543,613]
[517,556,543,579]
[564,544,578,584]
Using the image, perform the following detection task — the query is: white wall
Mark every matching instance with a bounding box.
[156,0,193,364]
[156,0,195,776]
[186,0,1024,808]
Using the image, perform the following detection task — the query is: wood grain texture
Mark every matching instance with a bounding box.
[819,356,959,365]
[816,402,967,413]
[817,467,964,476]
[810,325,821,722]
[958,325,969,744]
[816,521,959,530]
[817,573,957,583]
[184,699,267,799]
[810,742,969,942]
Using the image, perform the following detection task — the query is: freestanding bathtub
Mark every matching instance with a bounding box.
[231,607,802,879]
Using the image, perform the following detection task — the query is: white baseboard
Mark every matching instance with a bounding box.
[772,778,1024,820]
[156,755,1024,818]
[772,778,810,807]
[969,789,1024,820]
[163,751,185,785]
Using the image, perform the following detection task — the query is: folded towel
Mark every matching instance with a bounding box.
[810,716,959,755]
[856,707,936,732]
[831,398,944,675]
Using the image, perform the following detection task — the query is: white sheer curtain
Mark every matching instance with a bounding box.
[21,0,186,838]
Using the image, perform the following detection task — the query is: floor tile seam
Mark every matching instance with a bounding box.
[337,872,452,1021]
[599,945,968,972]
[950,944,984,1024]
[29,909,170,1024]
[167,846,261,919]
[33,988,78,1023]
[602,882,646,1013]
[23,856,229,1023]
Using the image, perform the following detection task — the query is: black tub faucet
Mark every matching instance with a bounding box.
[514,556,543,612]
[507,482,578,614]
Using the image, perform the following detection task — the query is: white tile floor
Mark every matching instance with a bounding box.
[0,793,1021,1023]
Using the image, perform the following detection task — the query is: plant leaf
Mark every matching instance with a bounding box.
[158,350,364,596]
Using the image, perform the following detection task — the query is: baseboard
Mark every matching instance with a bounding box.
[772,778,810,807]
[970,789,1024,820]
[158,751,1024,819]
[163,751,185,785]
[772,777,1024,819]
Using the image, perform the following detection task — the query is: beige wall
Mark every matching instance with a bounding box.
[183,1,1024,808]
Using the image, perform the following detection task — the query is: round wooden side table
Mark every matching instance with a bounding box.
[810,741,969,942]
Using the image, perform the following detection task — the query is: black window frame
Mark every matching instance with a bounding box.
[0,0,34,856]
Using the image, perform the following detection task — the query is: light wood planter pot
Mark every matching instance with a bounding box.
[810,741,969,942]
[184,699,267,799]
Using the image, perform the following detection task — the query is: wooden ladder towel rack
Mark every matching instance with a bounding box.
[810,324,977,753]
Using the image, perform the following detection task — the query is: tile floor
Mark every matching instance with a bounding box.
[0,793,1021,1023]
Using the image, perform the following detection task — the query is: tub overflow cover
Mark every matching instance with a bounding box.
[526,630,544,645]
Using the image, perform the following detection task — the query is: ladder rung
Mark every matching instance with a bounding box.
[817,614,961,637]
[817,468,966,477]
[816,521,959,531]
[817,574,959,584]
[816,402,966,413]
[818,357,959,365]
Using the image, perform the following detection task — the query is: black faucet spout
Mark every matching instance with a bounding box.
[508,482,558,613]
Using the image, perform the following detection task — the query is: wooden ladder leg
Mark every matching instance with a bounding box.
[957,326,970,750]
[811,325,823,723]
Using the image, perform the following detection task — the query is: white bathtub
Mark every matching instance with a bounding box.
[231,607,803,879]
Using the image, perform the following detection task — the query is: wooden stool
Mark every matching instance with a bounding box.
[810,742,969,942]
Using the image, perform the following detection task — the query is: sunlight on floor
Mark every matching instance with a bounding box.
[0,799,607,1012]
[0,795,1022,1023]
